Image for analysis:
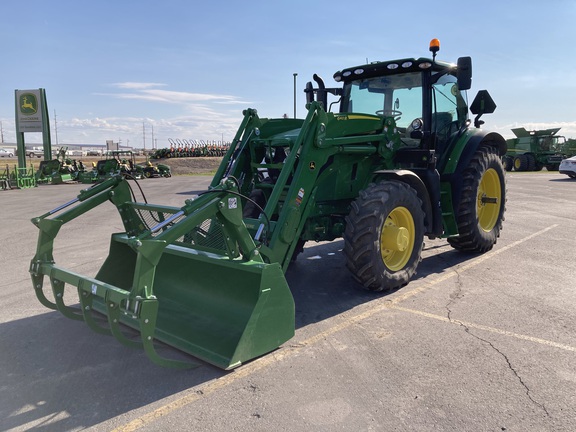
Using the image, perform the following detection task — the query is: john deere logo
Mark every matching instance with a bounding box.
[20,93,38,115]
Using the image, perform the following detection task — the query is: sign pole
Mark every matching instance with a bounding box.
[40,90,52,160]
[15,92,27,169]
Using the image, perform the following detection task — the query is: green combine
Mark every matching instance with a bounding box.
[30,40,506,369]
[503,127,568,171]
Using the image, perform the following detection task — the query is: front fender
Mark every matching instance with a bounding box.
[371,170,436,235]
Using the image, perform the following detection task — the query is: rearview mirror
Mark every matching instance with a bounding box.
[457,56,472,90]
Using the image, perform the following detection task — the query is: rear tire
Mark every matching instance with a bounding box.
[514,154,528,171]
[448,145,506,252]
[344,180,425,292]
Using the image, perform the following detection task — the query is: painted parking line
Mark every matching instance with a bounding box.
[390,304,576,353]
[113,224,563,432]
[389,224,559,305]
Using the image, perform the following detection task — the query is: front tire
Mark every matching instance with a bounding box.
[448,145,506,252]
[545,163,559,171]
[344,181,425,292]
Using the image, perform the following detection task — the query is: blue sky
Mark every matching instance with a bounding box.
[1,0,575,148]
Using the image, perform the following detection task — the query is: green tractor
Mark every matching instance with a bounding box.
[30,40,506,370]
[503,127,566,171]
[150,147,171,159]
[106,150,144,179]
[139,160,172,178]
[35,147,81,184]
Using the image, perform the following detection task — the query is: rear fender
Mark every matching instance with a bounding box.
[442,129,506,175]
[440,129,506,208]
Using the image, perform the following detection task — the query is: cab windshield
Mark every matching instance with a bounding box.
[339,72,423,129]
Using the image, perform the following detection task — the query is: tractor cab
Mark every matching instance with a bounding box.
[335,58,468,153]
[306,40,495,162]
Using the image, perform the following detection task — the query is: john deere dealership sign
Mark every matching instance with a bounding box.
[15,88,52,167]
[16,89,44,132]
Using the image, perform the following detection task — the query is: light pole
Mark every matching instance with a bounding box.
[293,73,298,119]
[53,110,59,145]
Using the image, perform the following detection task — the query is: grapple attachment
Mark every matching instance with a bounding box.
[30,176,294,369]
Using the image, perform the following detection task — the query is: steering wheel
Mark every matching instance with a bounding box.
[376,109,402,118]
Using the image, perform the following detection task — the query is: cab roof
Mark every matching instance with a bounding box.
[333,57,455,83]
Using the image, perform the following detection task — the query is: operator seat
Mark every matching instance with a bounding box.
[432,112,454,152]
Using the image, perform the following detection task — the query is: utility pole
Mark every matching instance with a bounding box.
[0,121,4,143]
[151,123,154,150]
[142,122,146,151]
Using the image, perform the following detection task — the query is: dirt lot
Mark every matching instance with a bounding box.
[151,156,222,175]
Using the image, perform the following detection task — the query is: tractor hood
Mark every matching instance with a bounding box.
[259,113,383,147]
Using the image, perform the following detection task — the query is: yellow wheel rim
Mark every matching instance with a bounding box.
[380,206,415,271]
[514,158,521,170]
[477,168,501,232]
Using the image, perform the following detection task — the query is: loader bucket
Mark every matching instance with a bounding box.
[29,176,295,370]
[93,235,295,370]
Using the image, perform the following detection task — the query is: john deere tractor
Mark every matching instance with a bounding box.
[30,40,506,369]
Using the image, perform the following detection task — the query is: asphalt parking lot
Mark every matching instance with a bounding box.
[1,171,575,432]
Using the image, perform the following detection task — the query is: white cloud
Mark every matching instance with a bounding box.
[110,82,167,90]
[98,83,248,106]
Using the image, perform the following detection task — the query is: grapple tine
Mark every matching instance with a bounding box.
[78,288,112,336]
[31,272,57,310]
[105,300,143,349]
[49,277,83,321]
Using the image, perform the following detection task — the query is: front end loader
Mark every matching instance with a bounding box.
[30,40,506,369]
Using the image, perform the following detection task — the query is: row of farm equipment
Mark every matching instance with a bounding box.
[35,148,171,185]
[1,164,36,190]
[149,139,229,159]
[2,148,173,190]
